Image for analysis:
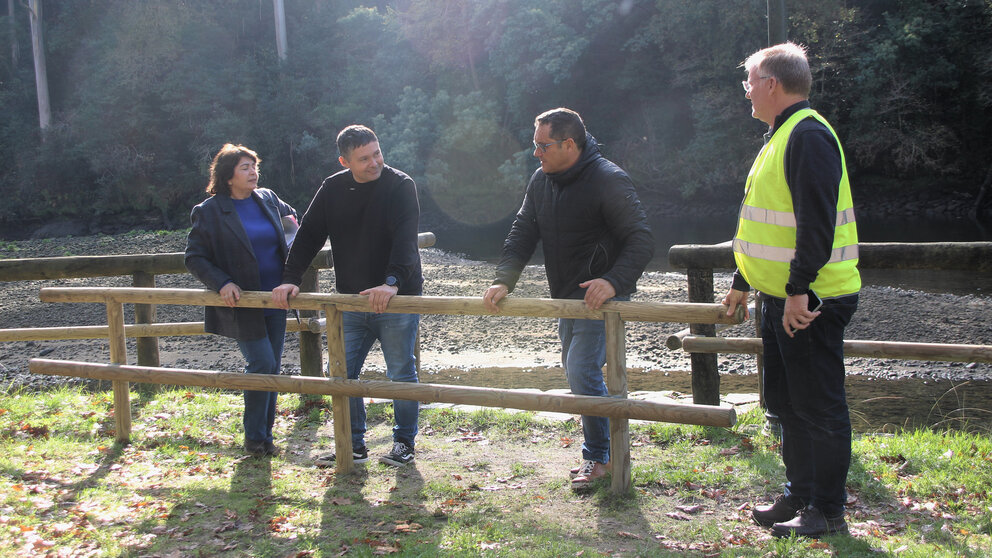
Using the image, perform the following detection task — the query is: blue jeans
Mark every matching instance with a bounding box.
[236,311,287,443]
[342,311,420,449]
[559,317,610,463]
[761,293,858,517]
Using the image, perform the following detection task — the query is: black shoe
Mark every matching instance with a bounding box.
[244,439,267,457]
[771,505,848,538]
[753,494,805,527]
[314,446,369,467]
[379,441,415,467]
[264,441,279,456]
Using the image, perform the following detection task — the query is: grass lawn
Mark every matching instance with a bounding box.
[0,385,990,557]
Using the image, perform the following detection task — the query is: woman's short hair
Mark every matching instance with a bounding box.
[535,108,587,150]
[207,143,260,196]
[744,42,812,97]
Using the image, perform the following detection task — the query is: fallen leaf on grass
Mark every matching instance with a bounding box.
[665,512,692,521]
[393,522,422,533]
[676,504,704,514]
[617,531,643,539]
[330,497,352,506]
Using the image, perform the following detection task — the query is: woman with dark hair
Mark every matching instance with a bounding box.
[185,143,298,457]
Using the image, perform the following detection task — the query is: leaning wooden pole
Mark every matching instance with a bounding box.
[28,360,738,427]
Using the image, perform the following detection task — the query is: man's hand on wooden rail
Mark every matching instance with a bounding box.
[482,283,509,313]
[722,288,750,321]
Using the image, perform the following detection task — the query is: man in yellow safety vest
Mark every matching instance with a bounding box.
[722,42,860,538]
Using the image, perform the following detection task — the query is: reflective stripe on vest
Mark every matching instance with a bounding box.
[733,108,860,298]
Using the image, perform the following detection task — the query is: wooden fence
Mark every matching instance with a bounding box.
[27,287,744,494]
[667,241,992,405]
[0,232,436,377]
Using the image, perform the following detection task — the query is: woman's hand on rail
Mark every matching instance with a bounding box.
[219,282,241,308]
[482,284,508,313]
[721,288,750,320]
[272,283,300,310]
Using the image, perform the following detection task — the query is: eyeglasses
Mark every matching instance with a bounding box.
[533,139,566,153]
[742,75,771,93]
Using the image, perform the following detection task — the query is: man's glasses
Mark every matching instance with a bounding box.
[533,139,566,153]
[741,75,771,93]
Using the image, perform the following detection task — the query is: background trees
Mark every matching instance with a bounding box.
[0,0,990,232]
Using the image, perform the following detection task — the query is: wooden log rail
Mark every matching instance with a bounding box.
[667,241,992,404]
[0,232,435,377]
[681,336,992,364]
[0,318,324,342]
[29,286,744,495]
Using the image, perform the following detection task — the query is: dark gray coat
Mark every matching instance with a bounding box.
[185,188,296,340]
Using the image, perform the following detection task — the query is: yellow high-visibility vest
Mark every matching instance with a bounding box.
[733,108,860,299]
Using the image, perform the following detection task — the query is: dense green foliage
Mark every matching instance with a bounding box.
[1,0,990,228]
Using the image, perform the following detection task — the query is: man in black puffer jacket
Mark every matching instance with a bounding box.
[483,107,654,488]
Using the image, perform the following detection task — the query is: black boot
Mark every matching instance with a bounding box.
[771,505,848,538]
[752,494,804,527]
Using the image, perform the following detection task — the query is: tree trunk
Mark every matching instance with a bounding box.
[273,0,287,61]
[767,0,787,46]
[8,0,17,67]
[970,164,992,220]
[27,0,50,132]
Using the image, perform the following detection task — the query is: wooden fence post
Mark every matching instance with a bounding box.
[687,268,720,405]
[323,304,352,474]
[132,271,159,380]
[105,301,132,444]
[604,311,630,494]
[299,267,323,377]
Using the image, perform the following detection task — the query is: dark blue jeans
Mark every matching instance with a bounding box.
[236,311,287,444]
[559,317,610,464]
[342,311,420,449]
[761,293,858,517]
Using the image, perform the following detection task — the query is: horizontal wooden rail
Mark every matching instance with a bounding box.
[681,336,992,364]
[38,288,746,325]
[28,359,737,427]
[0,317,323,342]
[666,305,753,349]
[0,232,436,281]
[667,240,992,272]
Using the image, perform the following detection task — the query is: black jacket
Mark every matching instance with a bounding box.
[494,133,654,300]
[282,165,423,295]
[185,188,297,340]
